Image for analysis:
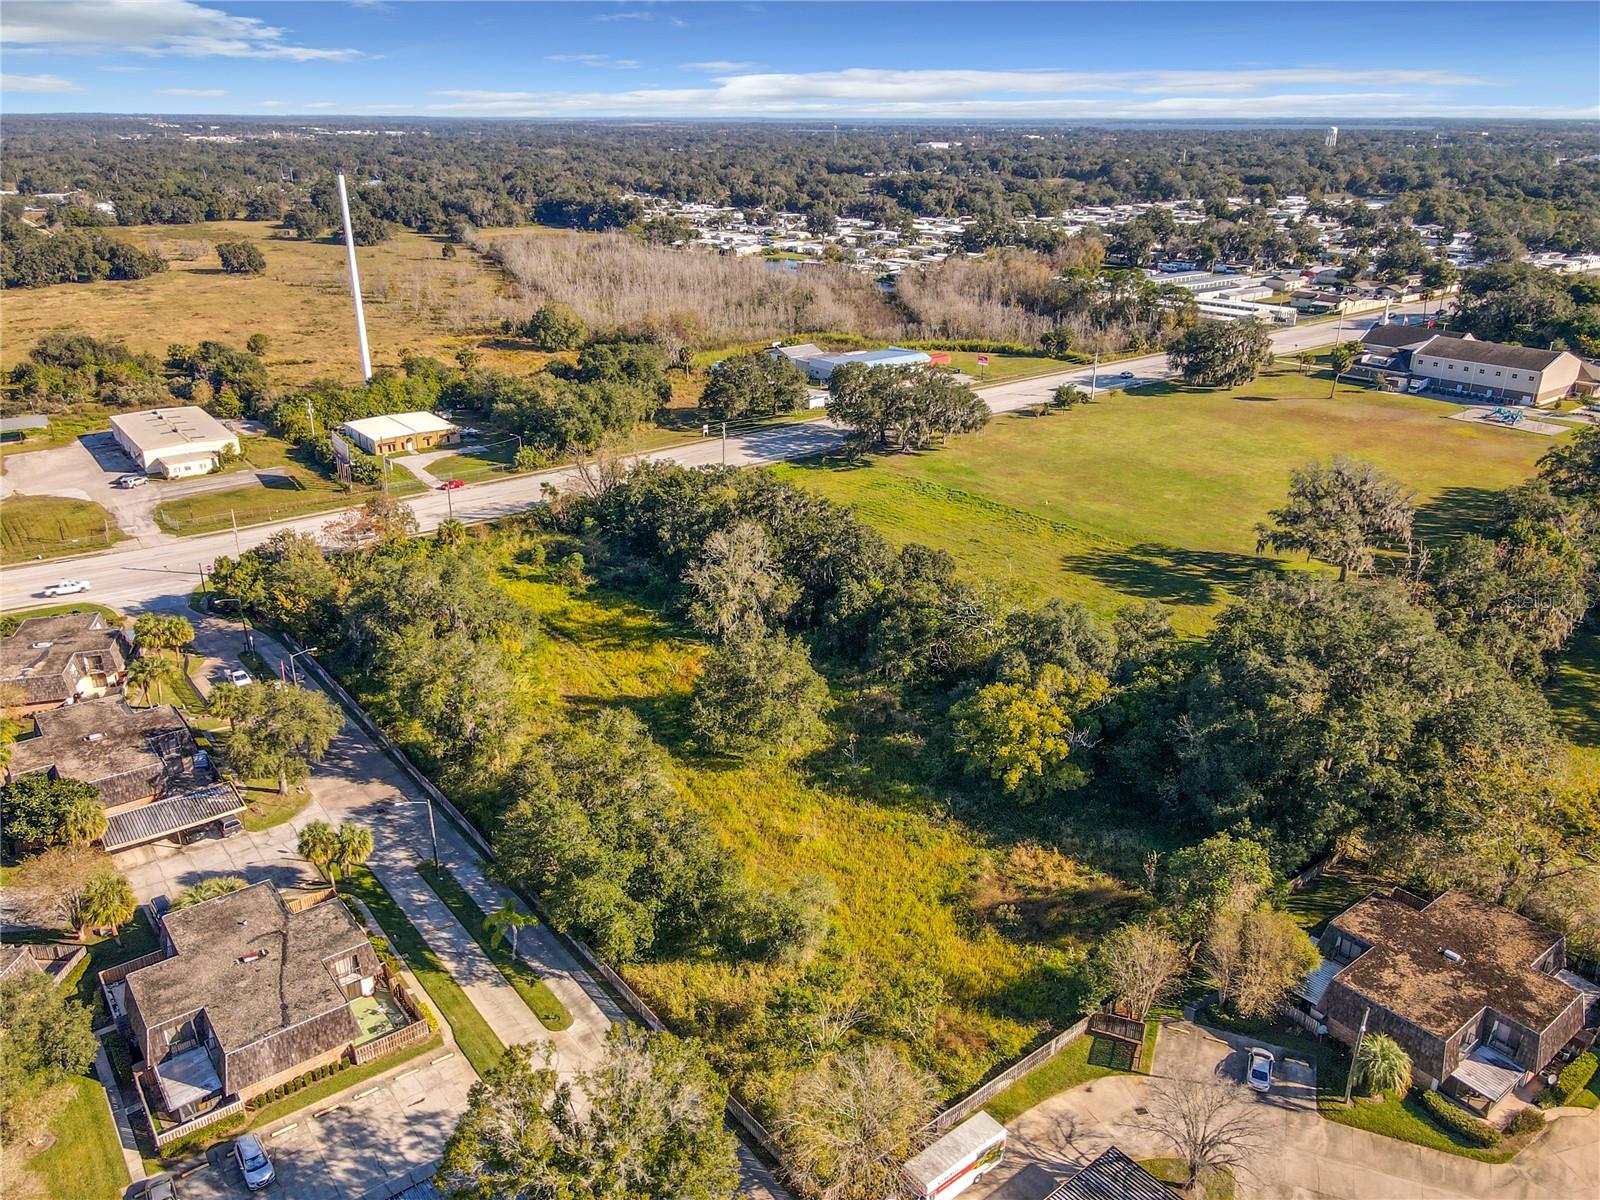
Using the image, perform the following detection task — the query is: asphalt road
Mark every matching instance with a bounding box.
[0,305,1425,616]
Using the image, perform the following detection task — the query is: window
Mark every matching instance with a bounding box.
[1327,931,1366,964]
[1496,371,1502,377]
[1486,1016,1524,1057]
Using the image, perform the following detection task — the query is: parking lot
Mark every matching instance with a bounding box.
[165,1050,474,1200]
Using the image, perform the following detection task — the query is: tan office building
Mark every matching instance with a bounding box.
[336,412,460,456]
[1409,336,1582,407]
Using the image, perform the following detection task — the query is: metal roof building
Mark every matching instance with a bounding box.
[109,407,239,478]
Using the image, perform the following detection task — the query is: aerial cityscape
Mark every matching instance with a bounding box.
[1,3,1598,1200]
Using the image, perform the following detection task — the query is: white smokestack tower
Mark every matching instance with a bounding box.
[336,173,373,383]
[1325,126,1339,149]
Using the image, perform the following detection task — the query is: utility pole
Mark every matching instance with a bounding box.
[306,398,317,438]
[230,508,241,559]
[1343,1006,1371,1104]
[721,421,727,466]
[1089,352,1099,402]
[198,563,208,594]
[425,793,439,866]
[445,484,453,519]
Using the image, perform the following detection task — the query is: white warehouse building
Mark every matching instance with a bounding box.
[109,407,240,478]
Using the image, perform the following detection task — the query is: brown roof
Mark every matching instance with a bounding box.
[5,697,196,807]
[124,884,367,1053]
[1328,890,1580,1040]
[1362,325,1465,351]
[1413,336,1570,373]
[0,613,126,706]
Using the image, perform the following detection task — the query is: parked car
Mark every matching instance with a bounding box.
[439,478,465,491]
[133,1175,176,1200]
[218,817,245,839]
[233,1133,275,1190]
[40,579,90,597]
[1247,1047,1275,1093]
[116,473,149,488]
[227,667,252,686]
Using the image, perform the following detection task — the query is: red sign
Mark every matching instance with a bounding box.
[976,354,990,366]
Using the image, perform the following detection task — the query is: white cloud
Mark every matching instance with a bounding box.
[99,64,151,72]
[2,0,360,61]
[1,72,82,93]
[302,101,337,110]
[546,53,640,69]
[427,64,1560,119]
[593,10,653,20]
[257,99,287,108]
[158,86,225,97]
[682,60,760,73]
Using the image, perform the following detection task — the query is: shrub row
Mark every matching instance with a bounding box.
[1418,1089,1501,1147]
[250,1058,347,1108]
[1538,1051,1597,1108]
[158,1113,246,1160]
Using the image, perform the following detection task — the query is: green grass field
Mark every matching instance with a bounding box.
[980,1032,1132,1124]
[0,494,125,564]
[153,462,426,536]
[26,1075,130,1200]
[773,368,1554,634]
[490,566,1140,1113]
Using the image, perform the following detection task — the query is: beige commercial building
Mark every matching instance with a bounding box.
[110,407,240,478]
[336,412,460,456]
[1409,336,1583,407]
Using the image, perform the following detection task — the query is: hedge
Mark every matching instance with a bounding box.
[1539,1051,1597,1108]
[1419,1089,1500,1147]
[250,1058,348,1107]
[158,1113,246,1160]
[1506,1107,1546,1137]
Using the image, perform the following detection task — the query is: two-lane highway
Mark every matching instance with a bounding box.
[0,305,1426,615]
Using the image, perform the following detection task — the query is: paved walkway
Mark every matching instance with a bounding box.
[91,1045,147,1187]
[971,1020,1600,1200]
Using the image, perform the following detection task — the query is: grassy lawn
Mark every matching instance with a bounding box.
[944,349,1076,384]
[234,781,311,832]
[415,860,573,1031]
[1281,862,1381,936]
[1141,1158,1236,1200]
[980,1034,1127,1124]
[1318,1088,1520,1164]
[421,438,519,483]
[485,566,1142,1114]
[153,465,425,536]
[0,409,113,466]
[0,493,125,563]
[342,867,506,1077]
[26,1075,129,1200]
[1548,625,1600,748]
[0,222,518,385]
[772,367,1553,634]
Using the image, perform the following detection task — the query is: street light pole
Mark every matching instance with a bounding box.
[721,421,727,466]
[287,646,319,686]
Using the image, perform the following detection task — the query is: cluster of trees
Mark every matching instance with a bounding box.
[701,352,809,423]
[826,363,990,452]
[1452,262,1600,356]
[8,118,1595,255]
[439,1031,738,1200]
[1,970,100,1178]
[1,214,165,288]
[5,332,268,417]
[1166,319,1275,387]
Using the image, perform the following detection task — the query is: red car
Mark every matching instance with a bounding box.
[438,479,465,491]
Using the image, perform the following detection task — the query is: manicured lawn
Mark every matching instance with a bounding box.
[980,1034,1126,1125]
[424,439,520,483]
[342,867,506,1077]
[1281,863,1381,936]
[27,1075,129,1200]
[1318,1088,1518,1163]
[243,1034,442,1130]
[153,464,426,535]
[772,367,1553,633]
[491,567,1141,1114]
[416,860,572,1031]
[0,493,124,563]
[1548,626,1600,748]
[0,601,123,634]
[235,781,311,832]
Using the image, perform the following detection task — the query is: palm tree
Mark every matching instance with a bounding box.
[59,793,108,847]
[484,900,538,960]
[297,820,340,884]
[328,823,374,889]
[1355,1033,1413,1096]
[77,871,136,941]
[124,656,172,705]
[172,875,248,910]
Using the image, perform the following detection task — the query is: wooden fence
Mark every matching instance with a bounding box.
[926,1016,1092,1135]
[352,1015,433,1065]
[97,949,165,989]
[148,1092,245,1149]
[1286,850,1341,893]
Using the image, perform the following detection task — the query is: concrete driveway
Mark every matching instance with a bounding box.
[0,432,165,540]
[972,1020,1599,1200]
[166,1049,474,1200]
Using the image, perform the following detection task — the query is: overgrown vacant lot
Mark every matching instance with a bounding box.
[775,368,1553,634]
[0,220,519,384]
[494,568,1141,1113]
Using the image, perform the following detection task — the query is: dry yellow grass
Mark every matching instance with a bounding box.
[1,220,535,384]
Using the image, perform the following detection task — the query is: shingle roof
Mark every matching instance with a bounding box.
[0,613,126,706]
[1413,336,1569,373]
[1327,889,1581,1040]
[1044,1148,1177,1200]
[124,884,367,1054]
[1361,325,1458,351]
[5,698,195,807]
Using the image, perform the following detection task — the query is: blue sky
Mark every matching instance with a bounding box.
[3,1,1597,120]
